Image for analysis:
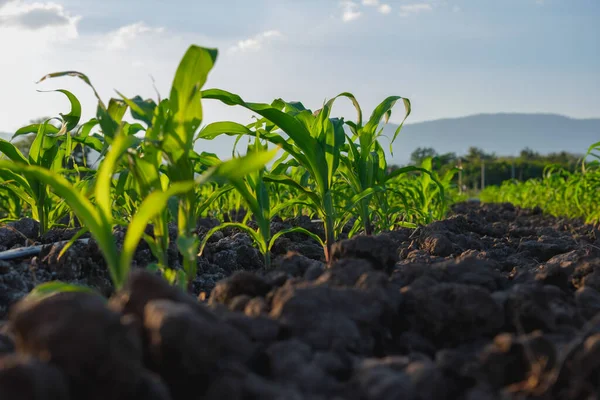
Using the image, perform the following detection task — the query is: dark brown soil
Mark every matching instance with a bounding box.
[1,202,600,399]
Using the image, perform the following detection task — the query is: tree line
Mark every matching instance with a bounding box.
[395,146,583,190]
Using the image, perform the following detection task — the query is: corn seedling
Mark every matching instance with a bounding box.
[198,137,323,268]
[0,91,83,234]
[199,92,381,261]
[338,93,411,235]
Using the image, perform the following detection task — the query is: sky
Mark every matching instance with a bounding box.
[0,0,598,158]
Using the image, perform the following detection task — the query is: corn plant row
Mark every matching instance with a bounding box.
[0,44,457,293]
[480,142,600,225]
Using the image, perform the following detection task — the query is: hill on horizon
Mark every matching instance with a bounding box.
[387,113,600,165]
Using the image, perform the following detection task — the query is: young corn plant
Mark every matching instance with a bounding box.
[198,137,322,269]
[198,92,376,262]
[389,157,455,225]
[338,93,412,235]
[115,45,229,286]
[0,132,165,289]
[107,94,182,282]
[36,69,178,276]
[145,46,216,285]
[0,91,83,234]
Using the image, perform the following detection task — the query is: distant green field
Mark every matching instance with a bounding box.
[480,142,600,225]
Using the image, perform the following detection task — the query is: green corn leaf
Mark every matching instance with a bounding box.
[26,281,98,300]
[347,218,364,238]
[52,89,82,132]
[384,165,428,182]
[389,98,412,149]
[76,119,99,139]
[37,70,104,107]
[268,227,324,251]
[57,227,90,259]
[28,121,57,166]
[0,179,36,209]
[115,92,157,126]
[97,98,128,140]
[227,180,264,225]
[141,234,162,264]
[12,123,59,139]
[334,92,362,128]
[0,139,29,164]
[202,88,327,190]
[165,45,218,162]
[396,221,419,229]
[259,132,311,169]
[364,96,411,135]
[201,148,278,184]
[264,174,321,207]
[130,96,157,126]
[120,181,197,279]
[121,122,145,137]
[196,118,311,176]
[198,222,264,257]
[270,199,313,217]
[196,121,253,141]
[176,235,200,272]
[190,151,222,169]
[341,186,384,214]
[359,96,411,155]
[94,133,138,219]
[195,185,234,216]
[72,135,104,153]
[115,169,130,199]
[325,116,345,187]
[128,155,162,194]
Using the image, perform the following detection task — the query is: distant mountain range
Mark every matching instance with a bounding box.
[387,113,600,164]
[2,113,598,165]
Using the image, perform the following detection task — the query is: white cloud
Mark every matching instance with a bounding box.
[399,3,433,17]
[452,5,461,12]
[345,0,391,18]
[228,30,283,53]
[0,0,79,38]
[340,1,362,22]
[104,22,165,50]
[378,4,392,14]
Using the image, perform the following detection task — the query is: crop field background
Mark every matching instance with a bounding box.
[0,1,599,399]
[480,142,600,225]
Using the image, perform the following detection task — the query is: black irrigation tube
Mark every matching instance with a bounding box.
[0,239,90,261]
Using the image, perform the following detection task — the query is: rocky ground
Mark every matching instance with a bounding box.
[1,202,600,399]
